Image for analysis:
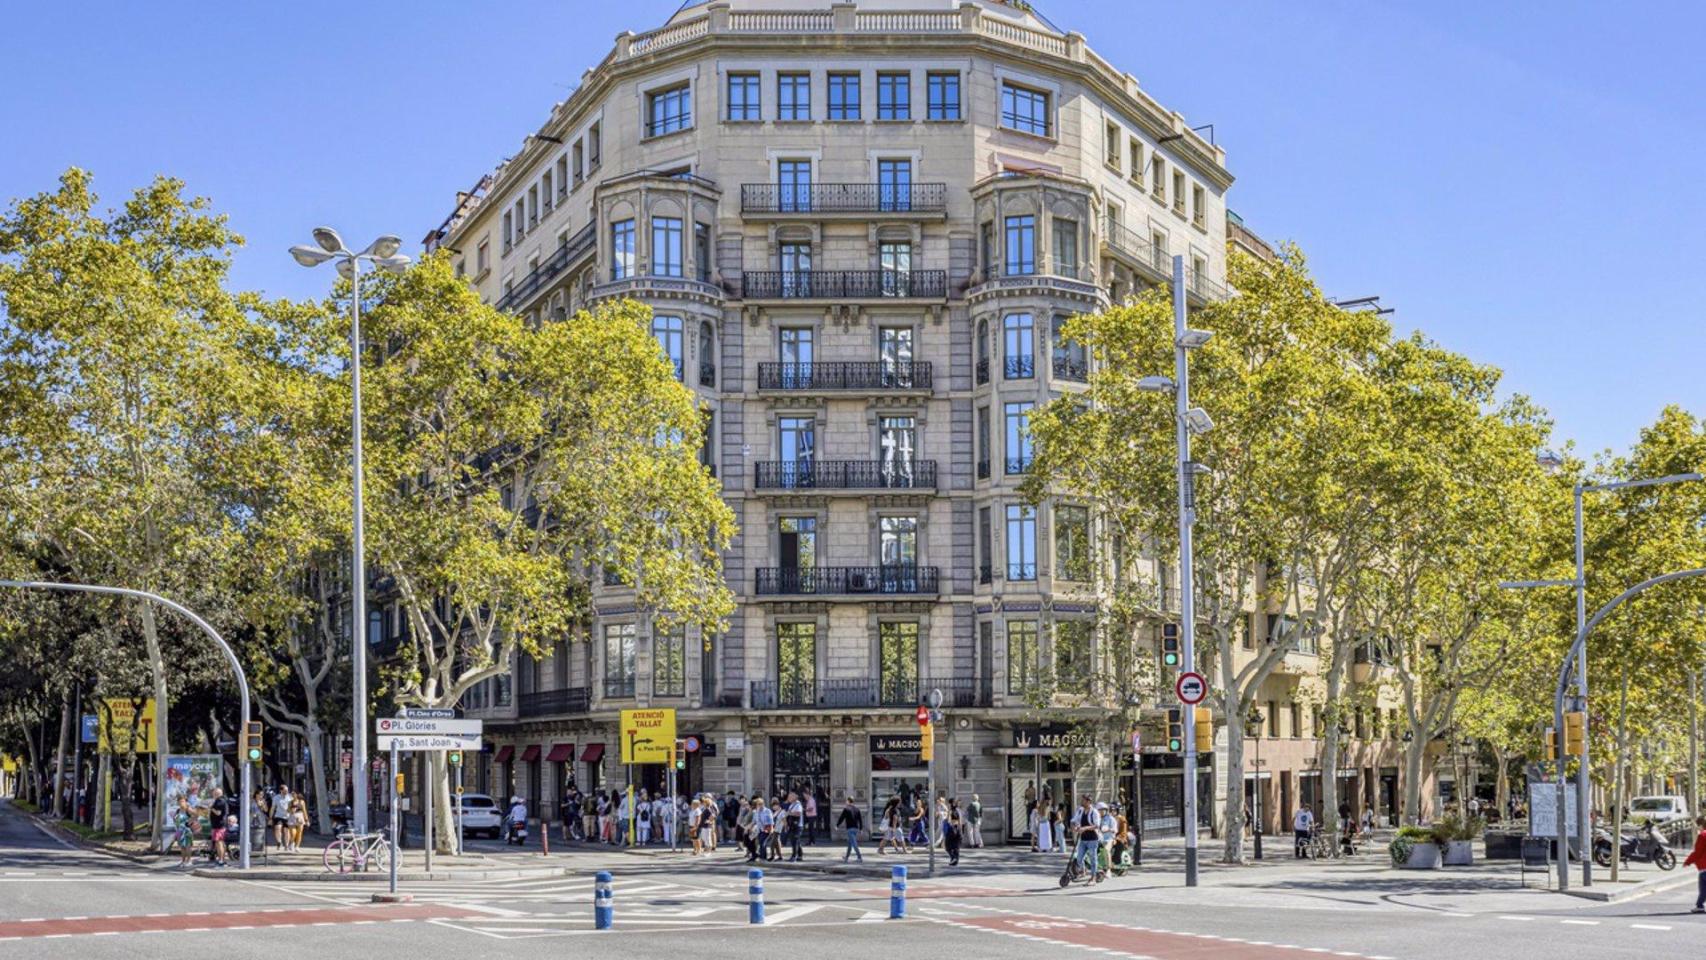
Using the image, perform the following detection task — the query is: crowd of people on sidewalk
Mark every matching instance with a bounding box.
[544,781,988,867]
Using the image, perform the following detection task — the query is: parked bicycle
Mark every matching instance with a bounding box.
[323,828,391,874]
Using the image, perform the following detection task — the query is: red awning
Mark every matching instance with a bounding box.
[520,744,541,762]
[580,743,605,763]
[545,743,575,763]
[494,745,514,763]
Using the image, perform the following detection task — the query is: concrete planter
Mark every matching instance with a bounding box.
[1442,839,1474,866]
[1400,842,1442,869]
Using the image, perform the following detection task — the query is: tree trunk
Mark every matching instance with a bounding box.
[50,691,72,818]
[434,756,456,854]
[22,719,43,806]
[118,753,137,840]
[138,601,170,839]
[1402,738,1426,825]
[305,718,333,835]
[1220,700,1246,863]
[1493,745,1511,821]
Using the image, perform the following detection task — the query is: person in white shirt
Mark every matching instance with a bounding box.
[1294,806,1315,858]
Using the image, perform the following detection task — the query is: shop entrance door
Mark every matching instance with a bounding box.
[769,736,830,822]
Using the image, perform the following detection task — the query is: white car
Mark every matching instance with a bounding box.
[1628,796,1689,822]
[457,793,504,838]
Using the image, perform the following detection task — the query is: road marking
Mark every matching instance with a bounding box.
[1561,919,1599,925]
[1497,915,1534,922]
[1631,923,1672,931]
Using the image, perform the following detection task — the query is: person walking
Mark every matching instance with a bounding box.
[944,799,963,866]
[838,796,865,862]
[1294,805,1315,859]
[803,790,819,845]
[173,796,198,868]
[934,793,950,849]
[1035,800,1052,853]
[738,797,758,862]
[967,793,984,848]
[287,791,308,852]
[754,795,777,861]
[785,791,806,861]
[1054,800,1067,855]
[1684,815,1706,913]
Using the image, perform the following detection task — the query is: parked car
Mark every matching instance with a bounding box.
[1628,796,1689,822]
[457,793,503,838]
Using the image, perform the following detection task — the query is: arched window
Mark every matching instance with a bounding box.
[698,321,715,386]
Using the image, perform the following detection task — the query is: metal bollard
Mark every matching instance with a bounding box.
[890,864,907,919]
[594,871,613,929]
[748,868,765,924]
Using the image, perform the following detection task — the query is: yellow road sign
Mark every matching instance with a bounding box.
[619,708,677,764]
[97,698,157,754]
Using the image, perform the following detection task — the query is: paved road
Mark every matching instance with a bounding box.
[3,799,1703,959]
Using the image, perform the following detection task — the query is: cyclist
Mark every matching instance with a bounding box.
[1070,796,1103,880]
[505,795,528,844]
[1293,805,1315,858]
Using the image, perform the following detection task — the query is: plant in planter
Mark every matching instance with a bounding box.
[1391,824,1443,869]
[1435,815,1486,866]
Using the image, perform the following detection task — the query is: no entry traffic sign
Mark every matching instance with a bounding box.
[1176,671,1207,705]
[915,704,931,726]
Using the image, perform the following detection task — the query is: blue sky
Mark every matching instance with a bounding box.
[4,1,1700,457]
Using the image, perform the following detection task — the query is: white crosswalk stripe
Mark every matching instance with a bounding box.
[257,873,729,907]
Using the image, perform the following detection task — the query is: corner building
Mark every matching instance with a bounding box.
[427,0,1238,843]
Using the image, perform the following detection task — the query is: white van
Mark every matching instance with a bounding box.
[1628,796,1689,822]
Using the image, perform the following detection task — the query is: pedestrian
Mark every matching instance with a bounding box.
[1053,801,1067,854]
[1071,796,1102,878]
[755,795,777,861]
[838,796,865,863]
[213,814,237,866]
[722,790,740,845]
[269,785,293,849]
[288,791,308,852]
[738,797,758,861]
[1097,802,1117,874]
[688,798,704,856]
[784,791,806,861]
[636,789,652,845]
[1034,800,1051,853]
[803,789,819,844]
[935,793,951,849]
[596,791,612,843]
[967,793,984,848]
[908,794,927,846]
[1684,815,1706,913]
[1294,805,1315,858]
[173,796,198,868]
[944,799,963,866]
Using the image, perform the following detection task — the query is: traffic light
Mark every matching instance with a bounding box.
[447,751,462,767]
[669,743,684,771]
[1564,711,1586,757]
[394,773,405,796]
[1195,707,1213,753]
[1167,708,1183,752]
[242,721,263,763]
[1161,623,1180,668]
[1543,727,1556,762]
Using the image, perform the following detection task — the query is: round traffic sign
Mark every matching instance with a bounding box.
[915,704,931,726]
[683,735,701,753]
[1176,671,1208,705]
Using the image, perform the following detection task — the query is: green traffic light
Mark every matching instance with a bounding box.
[1163,653,1179,666]
[246,749,261,762]
[1168,738,1182,751]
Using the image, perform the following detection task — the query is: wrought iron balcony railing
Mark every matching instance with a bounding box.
[518,687,591,718]
[1052,356,1088,382]
[602,677,637,699]
[754,459,937,490]
[1004,355,1035,379]
[699,360,716,387]
[494,221,596,312]
[753,565,940,596]
[741,270,946,300]
[756,361,932,391]
[740,182,947,214]
[976,357,989,385]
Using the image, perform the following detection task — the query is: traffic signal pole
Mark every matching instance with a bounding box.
[1172,256,1201,888]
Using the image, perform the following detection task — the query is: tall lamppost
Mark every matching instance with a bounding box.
[1136,255,1215,886]
[289,228,412,836]
[1502,468,1702,889]
[1246,708,1265,860]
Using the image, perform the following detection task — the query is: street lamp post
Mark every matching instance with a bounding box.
[290,228,412,837]
[1247,709,1265,860]
[1502,469,1702,889]
[1136,255,1215,887]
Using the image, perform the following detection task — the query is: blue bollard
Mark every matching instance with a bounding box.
[594,871,613,929]
[749,868,765,924]
[890,864,907,919]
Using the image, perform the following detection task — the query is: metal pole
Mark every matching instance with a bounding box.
[1554,697,1569,890]
[927,737,937,875]
[70,684,83,823]
[350,260,370,837]
[388,740,399,895]
[424,751,434,872]
[0,581,254,870]
[455,764,464,857]
[1574,485,1590,886]
[1172,255,1199,888]
[669,761,678,853]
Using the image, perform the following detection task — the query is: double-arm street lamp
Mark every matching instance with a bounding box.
[289,228,412,836]
[1136,255,1216,887]
[1502,469,1702,889]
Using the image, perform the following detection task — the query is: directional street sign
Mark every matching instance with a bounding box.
[1176,671,1208,706]
[399,707,457,719]
[375,717,483,736]
[377,734,483,752]
[620,708,677,764]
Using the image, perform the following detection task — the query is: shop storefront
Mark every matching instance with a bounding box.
[1134,752,1214,839]
[999,725,1101,843]
[869,734,929,825]
[769,736,830,813]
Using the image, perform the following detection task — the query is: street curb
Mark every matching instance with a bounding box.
[25,813,158,865]
[193,864,574,882]
[1555,870,1696,904]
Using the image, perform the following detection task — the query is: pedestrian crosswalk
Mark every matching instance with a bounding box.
[256,871,737,908]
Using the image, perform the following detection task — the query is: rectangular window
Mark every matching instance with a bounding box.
[779,241,811,295]
[1173,170,1187,214]
[588,122,600,168]
[728,72,761,121]
[777,72,810,121]
[651,315,684,381]
[1006,620,1038,694]
[653,625,686,697]
[603,623,636,696]
[1150,230,1168,273]
[777,515,817,571]
[827,72,860,120]
[572,141,584,185]
[1000,81,1050,137]
[1005,503,1036,579]
[1192,184,1206,227]
[476,239,489,274]
[502,211,513,251]
[647,84,692,137]
[776,622,817,700]
[1003,313,1034,379]
[1054,620,1092,693]
[694,222,711,283]
[976,406,990,478]
[1004,402,1034,474]
[1105,120,1121,167]
[527,186,538,227]
[879,515,918,569]
[876,72,910,120]
[879,621,920,705]
[556,156,568,198]
[877,411,916,483]
[1268,701,1281,738]
[1290,702,1302,738]
[1151,156,1166,202]
[1129,139,1142,182]
[978,506,992,581]
[1055,505,1089,581]
[926,71,960,120]
[777,416,815,483]
[541,173,552,211]
[610,218,635,280]
[778,159,812,213]
[1052,217,1078,277]
[979,222,994,278]
[651,216,683,277]
[877,158,912,212]
[878,241,912,296]
[1003,215,1035,275]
